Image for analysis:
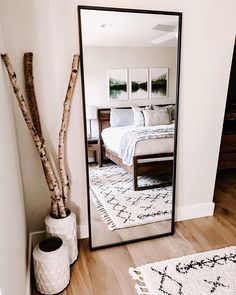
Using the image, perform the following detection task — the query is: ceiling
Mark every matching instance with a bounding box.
[80,10,179,47]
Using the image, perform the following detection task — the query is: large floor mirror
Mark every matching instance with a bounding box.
[78,6,182,250]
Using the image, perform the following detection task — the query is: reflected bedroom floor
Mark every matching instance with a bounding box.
[89,163,173,247]
[90,198,172,247]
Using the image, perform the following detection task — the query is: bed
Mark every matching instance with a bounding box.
[97,107,175,191]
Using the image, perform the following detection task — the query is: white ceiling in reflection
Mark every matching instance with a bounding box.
[80,10,179,47]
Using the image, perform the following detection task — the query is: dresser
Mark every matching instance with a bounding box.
[218,103,236,169]
[218,42,236,169]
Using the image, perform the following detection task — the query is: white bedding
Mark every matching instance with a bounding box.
[102,124,174,160]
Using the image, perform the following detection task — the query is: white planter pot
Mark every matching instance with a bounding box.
[45,210,78,264]
[33,237,70,294]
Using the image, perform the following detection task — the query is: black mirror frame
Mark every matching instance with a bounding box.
[78,5,182,250]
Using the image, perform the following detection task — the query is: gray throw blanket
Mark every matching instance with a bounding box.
[118,125,175,166]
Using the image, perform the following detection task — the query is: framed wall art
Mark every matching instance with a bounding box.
[150,68,168,98]
[108,69,128,100]
[129,68,149,99]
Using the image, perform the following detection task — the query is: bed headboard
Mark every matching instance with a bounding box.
[98,108,111,138]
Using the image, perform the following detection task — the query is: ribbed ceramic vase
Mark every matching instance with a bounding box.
[45,210,78,264]
[33,237,70,294]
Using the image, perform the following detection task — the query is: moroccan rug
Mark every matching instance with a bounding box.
[89,165,172,230]
[129,246,236,295]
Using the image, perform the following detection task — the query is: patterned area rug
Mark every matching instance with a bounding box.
[129,246,236,295]
[89,165,172,230]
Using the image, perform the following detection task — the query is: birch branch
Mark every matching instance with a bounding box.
[24,52,42,137]
[58,54,79,206]
[1,53,66,218]
[23,52,59,216]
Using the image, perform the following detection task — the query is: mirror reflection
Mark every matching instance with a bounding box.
[79,7,181,249]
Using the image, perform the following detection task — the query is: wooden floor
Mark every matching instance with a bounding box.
[34,169,236,295]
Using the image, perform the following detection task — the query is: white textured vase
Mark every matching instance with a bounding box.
[45,210,78,264]
[33,237,70,295]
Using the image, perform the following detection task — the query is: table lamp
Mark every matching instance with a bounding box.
[86,105,97,138]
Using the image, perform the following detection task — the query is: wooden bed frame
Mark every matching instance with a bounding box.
[97,107,174,191]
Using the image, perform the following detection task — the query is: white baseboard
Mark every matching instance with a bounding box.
[175,202,215,222]
[77,224,89,239]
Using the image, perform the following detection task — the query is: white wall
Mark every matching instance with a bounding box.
[83,46,177,107]
[0,0,235,235]
[0,0,87,235]
[0,23,28,295]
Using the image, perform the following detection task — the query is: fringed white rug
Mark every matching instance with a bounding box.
[129,246,236,295]
[89,165,172,230]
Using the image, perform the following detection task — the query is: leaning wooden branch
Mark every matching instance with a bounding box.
[58,55,79,206]
[23,52,61,216]
[24,52,42,138]
[1,53,66,218]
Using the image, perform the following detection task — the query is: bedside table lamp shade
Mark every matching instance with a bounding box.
[86,105,97,138]
[86,105,97,120]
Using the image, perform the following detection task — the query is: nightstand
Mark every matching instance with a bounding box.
[87,138,101,167]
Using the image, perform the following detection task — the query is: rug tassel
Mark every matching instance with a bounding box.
[129,268,150,295]
[129,268,145,282]
[135,284,150,295]
[92,193,117,230]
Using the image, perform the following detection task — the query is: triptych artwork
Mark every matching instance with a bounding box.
[108,68,168,101]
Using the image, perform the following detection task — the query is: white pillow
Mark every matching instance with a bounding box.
[143,109,171,126]
[110,108,134,127]
[132,106,144,126]
[132,105,152,126]
[153,105,175,121]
